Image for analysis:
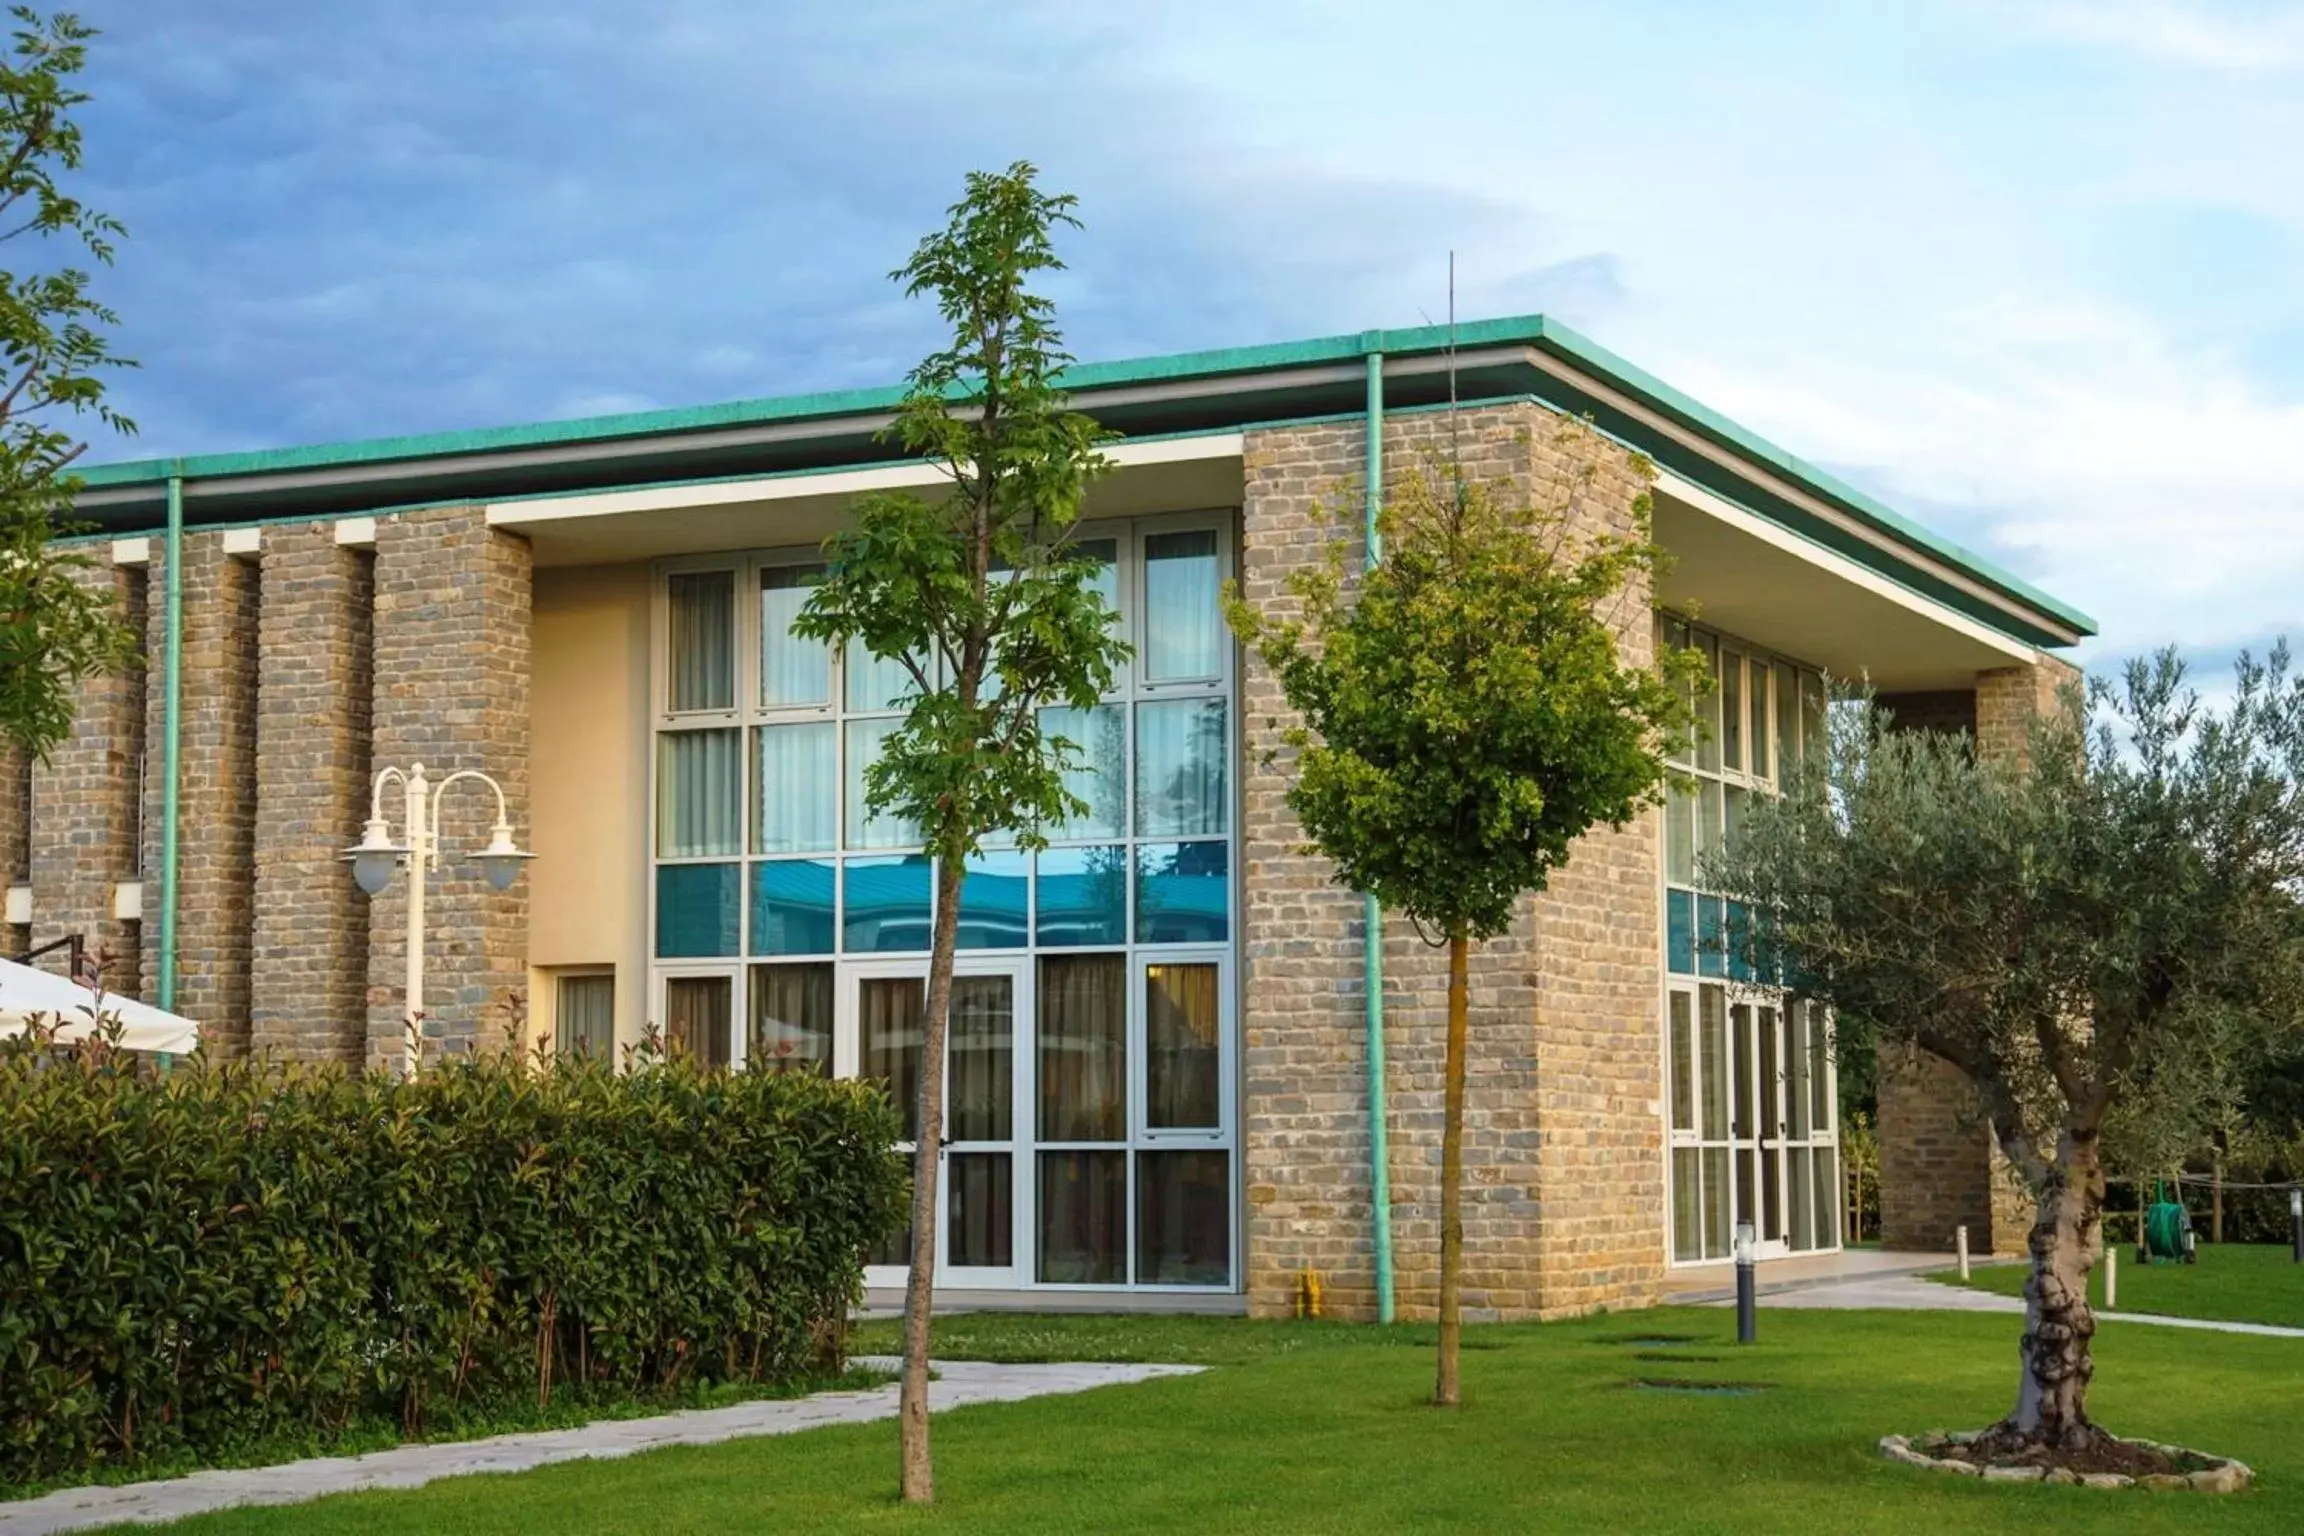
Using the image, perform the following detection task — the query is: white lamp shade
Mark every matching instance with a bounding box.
[344,818,407,896]
[476,824,533,891]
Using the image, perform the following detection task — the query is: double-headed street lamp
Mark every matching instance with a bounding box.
[344,762,531,1073]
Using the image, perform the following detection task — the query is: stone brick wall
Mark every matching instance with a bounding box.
[139,534,260,1054]
[250,526,374,1062]
[1976,655,2081,765]
[364,507,532,1069]
[29,558,145,998]
[1239,402,1664,1322]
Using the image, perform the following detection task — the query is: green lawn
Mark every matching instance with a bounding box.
[1928,1242,2304,1329]
[82,1306,2304,1535]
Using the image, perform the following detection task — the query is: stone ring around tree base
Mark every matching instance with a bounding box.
[1879,1432,2253,1492]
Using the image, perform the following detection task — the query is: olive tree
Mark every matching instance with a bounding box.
[791,163,1127,1505]
[1708,649,2304,1453]
[0,8,137,758]
[1228,441,1695,1405]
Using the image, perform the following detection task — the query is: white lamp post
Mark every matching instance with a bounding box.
[344,762,531,1073]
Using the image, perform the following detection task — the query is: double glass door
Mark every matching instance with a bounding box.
[1669,983,1840,1263]
[848,958,1027,1288]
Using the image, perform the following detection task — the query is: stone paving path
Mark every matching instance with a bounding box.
[1751,1272,2304,1337]
[0,1358,1203,1536]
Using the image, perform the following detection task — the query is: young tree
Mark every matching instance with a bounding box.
[792,163,1127,1504]
[1708,650,2304,1455]
[0,8,137,758]
[1228,441,1695,1405]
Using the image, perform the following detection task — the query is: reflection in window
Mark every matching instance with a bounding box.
[1039,704,1125,839]
[667,570,735,712]
[759,564,830,707]
[947,1152,1013,1267]
[1035,845,1127,947]
[750,858,835,956]
[753,723,837,853]
[845,642,925,713]
[748,962,832,1074]
[1142,529,1221,681]
[656,864,739,958]
[1136,841,1228,945]
[663,974,731,1067]
[1136,698,1227,837]
[843,855,933,954]
[658,729,741,858]
[956,851,1031,950]
[1038,1149,1125,1283]
[1136,1150,1229,1285]
[948,975,1014,1142]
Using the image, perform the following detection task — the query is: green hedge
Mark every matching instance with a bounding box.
[0,1041,907,1487]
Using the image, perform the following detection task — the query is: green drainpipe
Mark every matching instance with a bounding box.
[157,469,183,1017]
[1362,344,1395,1324]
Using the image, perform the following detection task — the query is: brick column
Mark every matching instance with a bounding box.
[29,558,145,997]
[365,507,531,1068]
[140,533,261,1054]
[1240,402,1664,1321]
[251,526,373,1062]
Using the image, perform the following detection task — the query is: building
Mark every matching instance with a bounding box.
[12,315,2092,1318]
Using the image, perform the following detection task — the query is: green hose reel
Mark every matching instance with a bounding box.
[2139,1180,2196,1265]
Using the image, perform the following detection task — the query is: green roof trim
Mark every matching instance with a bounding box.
[76,312,2093,640]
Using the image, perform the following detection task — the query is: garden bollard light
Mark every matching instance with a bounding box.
[1734,1220,1757,1345]
[1956,1224,1970,1280]
[2104,1245,2116,1311]
[2291,1188,2301,1264]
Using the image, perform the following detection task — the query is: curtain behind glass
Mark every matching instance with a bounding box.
[1039,704,1124,839]
[1135,699,1226,837]
[556,974,614,1059]
[947,975,1013,1142]
[754,722,836,853]
[1146,962,1220,1128]
[759,564,830,707]
[1142,530,1219,680]
[664,975,731,1067]
[658,730,741,857]
[861,977,925,1141]
[749,962,832,1074]
[1038,953,1126,1141]
[667,571,735,712]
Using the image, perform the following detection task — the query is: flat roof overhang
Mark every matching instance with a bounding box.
[1655,471,2036,691]
[493,435,1247,567]
[70,314,2094,653]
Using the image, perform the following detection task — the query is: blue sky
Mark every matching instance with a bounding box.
[65,0,2304,670]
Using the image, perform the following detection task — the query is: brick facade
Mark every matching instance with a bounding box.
[250,525,374,1062]
[29,559,146,999]
[363,507,533,1069]
[1239,403,1663,1321]
[139,534,261,1054]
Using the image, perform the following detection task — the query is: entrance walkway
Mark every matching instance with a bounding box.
[1661,1245,1973,1305]
[0,1358,1203,1536]
[1755,1271,2304,1337]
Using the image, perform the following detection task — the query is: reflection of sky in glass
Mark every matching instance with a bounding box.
[1135,841,1229,944]
[957,851,1031,950]
[1036,845,1128,947]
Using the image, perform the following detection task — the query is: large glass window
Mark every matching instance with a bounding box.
[651,518,1239,1290]
[556,972,615,1060]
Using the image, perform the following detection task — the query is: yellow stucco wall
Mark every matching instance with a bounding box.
[528,561,651,1054]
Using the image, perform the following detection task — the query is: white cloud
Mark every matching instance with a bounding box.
[2028,1,2304,70]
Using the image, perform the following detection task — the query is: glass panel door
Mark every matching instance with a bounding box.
[846,959,1027,1288]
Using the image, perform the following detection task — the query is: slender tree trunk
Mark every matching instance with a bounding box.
[1435,930,1469,1407]
[898,859,965,1504]
[1989,1128,2106,1453]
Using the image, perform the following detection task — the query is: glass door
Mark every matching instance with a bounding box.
[846,957,1028,1289]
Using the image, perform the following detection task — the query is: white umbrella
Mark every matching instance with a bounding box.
[0,956,200,1054]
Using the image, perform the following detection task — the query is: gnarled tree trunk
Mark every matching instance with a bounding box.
[1434,930,1469,1407]
[1986,1126,2106,1454]
[898,859,965,1504]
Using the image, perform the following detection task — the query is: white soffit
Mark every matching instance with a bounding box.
[483,433,1247,529]
[1656,469,2032,665]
